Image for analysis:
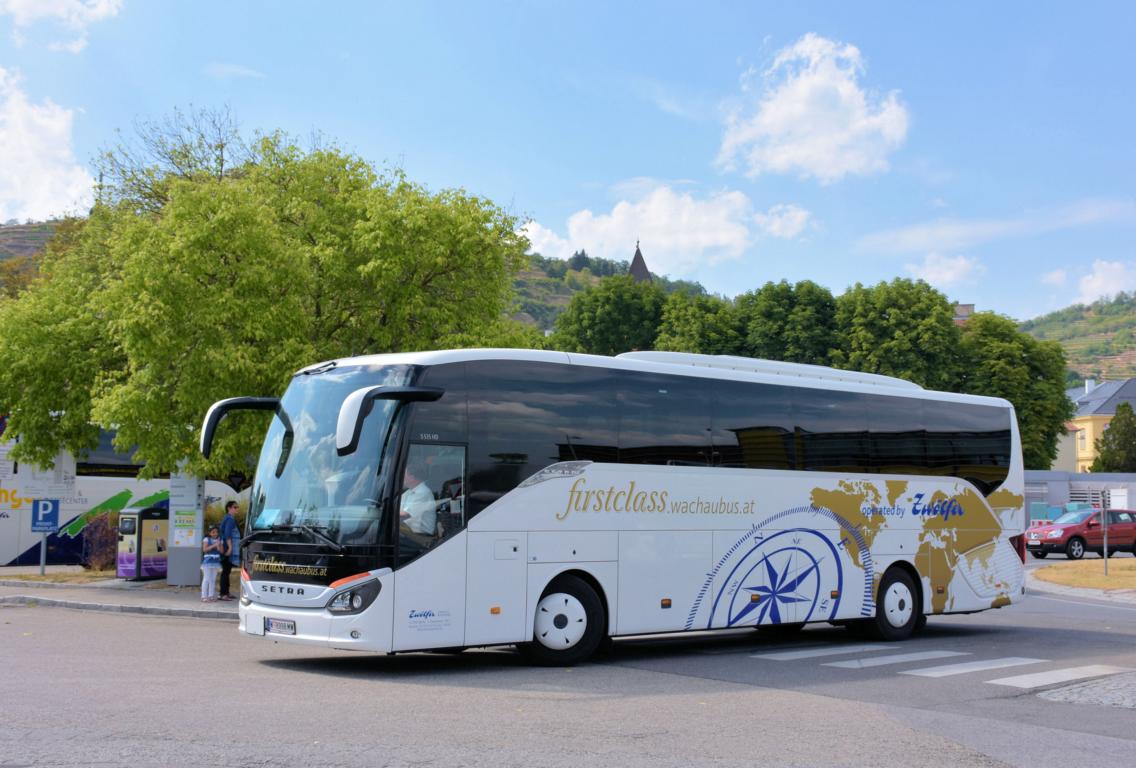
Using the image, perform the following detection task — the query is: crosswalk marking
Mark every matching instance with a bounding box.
[985,665,1134,689]
[751,644,897,661]
[900,657,1046,678]
[823,650,970,669]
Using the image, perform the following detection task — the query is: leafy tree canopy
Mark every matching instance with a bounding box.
[550,275,665,356]
[654,293,741,355]
[0,112,527,482]
[832,278,962,390]
[736,279,836,365]
[957,312,1074,469]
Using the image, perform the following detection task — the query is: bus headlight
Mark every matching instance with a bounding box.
[326,579,381,615]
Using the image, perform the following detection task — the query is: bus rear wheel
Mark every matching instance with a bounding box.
[870,568,920,641]
[519,575,605,666]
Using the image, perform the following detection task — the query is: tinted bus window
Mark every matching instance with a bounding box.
[712,379,794,470]
[869,395,926,475]
[794,388,869,473]
[930,401,1010,494]
[619,371,712,466]
[466,361,617,516]
[409,363,469,445]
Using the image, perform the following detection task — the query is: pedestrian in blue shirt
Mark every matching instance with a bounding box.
[218,501,240,601]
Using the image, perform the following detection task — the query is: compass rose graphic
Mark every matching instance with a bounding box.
[702,528,845,629]
[728,541,824,626]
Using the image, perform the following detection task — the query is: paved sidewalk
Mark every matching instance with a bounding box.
[0,566,238,620]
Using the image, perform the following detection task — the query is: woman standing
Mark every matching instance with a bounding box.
[201,525,223,602]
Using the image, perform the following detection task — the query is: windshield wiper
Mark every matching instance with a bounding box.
[269,523,344,553]
[243,523,345,552]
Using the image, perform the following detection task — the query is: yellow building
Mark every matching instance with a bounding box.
[1068,379,1136,472]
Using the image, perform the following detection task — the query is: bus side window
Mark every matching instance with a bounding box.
[618,371,712,466]
[466,360,617,518]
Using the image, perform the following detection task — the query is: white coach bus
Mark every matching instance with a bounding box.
[201,349,1025,664]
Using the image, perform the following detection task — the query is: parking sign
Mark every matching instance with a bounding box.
[31,499,60,533]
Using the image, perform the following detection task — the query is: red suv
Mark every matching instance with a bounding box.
[1027,509,1136,559]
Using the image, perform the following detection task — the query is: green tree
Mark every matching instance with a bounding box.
[736,280,836,364]
[832,278,961,390]
[957,313,1075,470]
[550,275,665,355]
[1090,402,1136,472]
[0,120,527,481]
[654,292,742,355]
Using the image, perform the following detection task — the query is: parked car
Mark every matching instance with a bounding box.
[1026,509,1136,559]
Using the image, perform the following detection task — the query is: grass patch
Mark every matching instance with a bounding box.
[4,570,116,583]
[1034,558,1136,590]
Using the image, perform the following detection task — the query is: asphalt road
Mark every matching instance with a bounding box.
[1,585,1133,768]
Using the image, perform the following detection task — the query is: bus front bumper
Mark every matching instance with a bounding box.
[238,599,391,652]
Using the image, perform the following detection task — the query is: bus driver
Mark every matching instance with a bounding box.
[399,465,437,537]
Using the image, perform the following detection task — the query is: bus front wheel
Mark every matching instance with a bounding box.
[519,575,605,666]
[871,568,920,641]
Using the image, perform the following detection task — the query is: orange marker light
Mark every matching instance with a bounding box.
[830,590,840,599]
[330,572,372,589]
[750,594,761,603]
[660,598,672,609]
[490,606,501,615]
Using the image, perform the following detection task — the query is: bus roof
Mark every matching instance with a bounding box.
[298,348,1012,410]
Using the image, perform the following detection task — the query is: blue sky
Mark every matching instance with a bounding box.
[1,1,1133,321]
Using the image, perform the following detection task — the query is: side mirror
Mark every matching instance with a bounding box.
[200,397,281,458]
[1087,518,1099,527]
[335,386,444,456]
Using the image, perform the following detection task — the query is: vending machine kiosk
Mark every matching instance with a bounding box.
[116,506,169,580]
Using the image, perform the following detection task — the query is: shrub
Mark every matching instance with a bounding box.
[81,513,118,571]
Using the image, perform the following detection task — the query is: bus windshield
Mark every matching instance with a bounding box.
[248,363,412,545]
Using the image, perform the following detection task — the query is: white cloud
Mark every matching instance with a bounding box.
[1,0,121,52]
[858,198,1136,254]
[754,203,811,239]
[523,184,755,276]
[1041,269,1067,287]
[204,62,266,80]
[903,252,984,288]
[1075,260,1136,305]
[718,33,909,184]
[0,68,94,221]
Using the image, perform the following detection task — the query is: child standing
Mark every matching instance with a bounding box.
[201,525,223,602]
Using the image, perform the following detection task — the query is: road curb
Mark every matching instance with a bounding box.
[1025,570,1136,605]
[0,594,238,621]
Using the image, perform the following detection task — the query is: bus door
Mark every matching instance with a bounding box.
[391,442,469,651]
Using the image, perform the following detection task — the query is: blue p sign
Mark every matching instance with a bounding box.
[31,500,60,533]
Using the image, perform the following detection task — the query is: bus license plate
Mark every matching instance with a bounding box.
[265,617,296,635]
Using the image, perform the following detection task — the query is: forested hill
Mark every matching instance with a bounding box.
[514,251,706,330]
[1020,293,1136,379]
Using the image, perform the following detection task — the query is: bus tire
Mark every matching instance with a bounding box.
[1065,537,1085,560]
[871,568,919,641]
[519,575,605,666]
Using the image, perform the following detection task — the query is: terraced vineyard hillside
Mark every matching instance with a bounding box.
[0,221,57,261]
[1020,293,1136,378]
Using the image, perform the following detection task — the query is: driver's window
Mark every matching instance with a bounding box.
[396,442,466,565]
